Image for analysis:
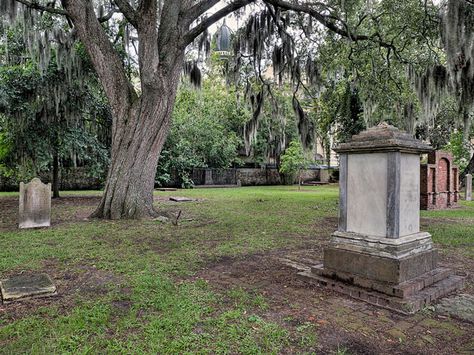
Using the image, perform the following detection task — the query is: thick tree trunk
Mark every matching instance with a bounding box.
[52,150,60,198]
[91,68,181,219]
[61,0,201,219]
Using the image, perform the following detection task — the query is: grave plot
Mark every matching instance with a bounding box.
[0,274,57,304]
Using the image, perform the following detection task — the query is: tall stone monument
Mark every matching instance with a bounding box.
[305,123,464,313]
[466,174,472,201]
[19,178,51,229]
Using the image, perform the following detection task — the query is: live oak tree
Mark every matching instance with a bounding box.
[1,0,471,218]
[0,22,110,198]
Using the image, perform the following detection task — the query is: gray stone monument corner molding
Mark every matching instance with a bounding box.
[19,177,52,229]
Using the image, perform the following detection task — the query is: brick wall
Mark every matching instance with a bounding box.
[0,167,104,192]
[420,151,460,210]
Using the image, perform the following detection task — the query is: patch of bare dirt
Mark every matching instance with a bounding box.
[0,259,126,323]
[190,250,474,354]
[421,217,474,226]
[0,196,101,231]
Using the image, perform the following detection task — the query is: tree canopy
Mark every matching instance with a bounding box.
[0,0,472,218]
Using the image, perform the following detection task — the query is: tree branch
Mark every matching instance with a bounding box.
[264,0,396,50]
[14,0,120,23]
[113,0,139,28]
[184,0,220,23]
[61,0,137,121]
[182,0,255,47]
[98,8,118,23]
[14,0,68,16]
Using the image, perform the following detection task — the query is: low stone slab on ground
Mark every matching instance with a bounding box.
[301,181,330,186]
[194,184,240,189]
[435,294,474,323]
[169,196,194,202]
[0,273,57,303]
[153,215,170,223]
[156,188,177,191]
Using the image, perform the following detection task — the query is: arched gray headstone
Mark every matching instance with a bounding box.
[19,178,51,229]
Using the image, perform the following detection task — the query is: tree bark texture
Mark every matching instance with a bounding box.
[61,0,186,219]
[92,69,182,219]
[52,150,60,199]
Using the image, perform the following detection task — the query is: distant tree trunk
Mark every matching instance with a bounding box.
[461,153,474,187]
[463,111,472,143]
[460,111,473,187]
[52,150,60,198]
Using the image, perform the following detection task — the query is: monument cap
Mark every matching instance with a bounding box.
[334,122,433,154]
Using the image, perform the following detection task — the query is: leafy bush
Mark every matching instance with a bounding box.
[279,140,309,185]
[156,76,246,187]
[443,131,471,171]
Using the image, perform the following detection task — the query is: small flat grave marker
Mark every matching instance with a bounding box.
[0,273,57,304]
[169,196,193,202]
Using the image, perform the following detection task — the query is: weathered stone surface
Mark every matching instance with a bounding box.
[323,247,438,284]
[334,122,433,154]
[169,196,193,202]
[435,294,474,322]
[0,273,57,303]
[299,267,464,315]
[329,231,434,259]
[313,264,452,298]
[346,153,387,237]
[19,178,51,229]
[466,174,472,201]
[339,125,427,239]
[399,154,420,235]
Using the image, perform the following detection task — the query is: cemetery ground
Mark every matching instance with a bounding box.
[0,186,473,354]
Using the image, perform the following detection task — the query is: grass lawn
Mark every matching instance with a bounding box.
[0,185,473,354]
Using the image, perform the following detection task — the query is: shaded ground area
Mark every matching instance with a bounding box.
[190,250,473,354]
[0,259,124,323]
[0,186,473,353]
[0,196,100,231]
[0,194,186,231]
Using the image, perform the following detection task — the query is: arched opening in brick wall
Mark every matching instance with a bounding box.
[437,158,450,192]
